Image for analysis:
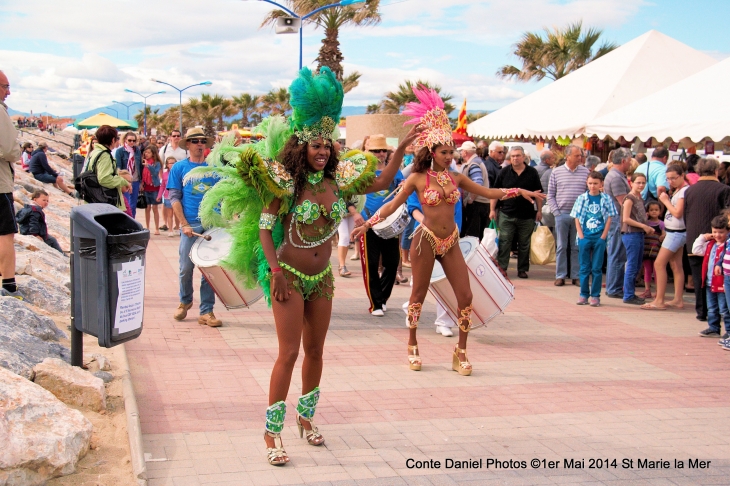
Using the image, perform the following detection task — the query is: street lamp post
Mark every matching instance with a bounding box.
[149,79,213,132]
[247,0,366,70]
[124,89,166,136]
[103,107,119,117]
[111,100,142,120]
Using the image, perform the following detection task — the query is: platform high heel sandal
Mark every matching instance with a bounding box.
[452,345,472,376]
[452,305,473,376]
[406,303,422,371]
[408,345,422,371]
[296,387,324,446]
[264,402,289,466]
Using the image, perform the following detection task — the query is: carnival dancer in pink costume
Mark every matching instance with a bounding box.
[352,86,545,375]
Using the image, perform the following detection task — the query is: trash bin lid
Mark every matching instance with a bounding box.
[190,228,232,267]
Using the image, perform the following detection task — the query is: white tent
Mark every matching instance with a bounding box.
[586,56,730,142]
[468,30,717,140]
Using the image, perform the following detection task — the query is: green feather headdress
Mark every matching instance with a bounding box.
[289,67,343,144]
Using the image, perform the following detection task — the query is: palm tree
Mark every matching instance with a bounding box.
[260,0,382,80]
[200,94,237,132]
[497,21,618,82]
[379,80,455,115]
[232,93,260,127]
[341,71,361,94]
[182,96,217,137]
[134,106,163,132]
[260,88,291,116]
[366,103,381,114]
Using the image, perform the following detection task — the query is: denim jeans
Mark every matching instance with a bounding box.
[578,234,606,298]
[622,232,644,300]
[605,218,625,296]
[129,181,140,219]
[496,212,534,273]
[707,289,730,334]
[179,223,215,314]
[554,213,578,279]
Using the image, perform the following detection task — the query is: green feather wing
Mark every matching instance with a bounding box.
[336,149,379,199]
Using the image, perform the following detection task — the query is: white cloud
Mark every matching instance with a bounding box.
[55,54,131,82]
[0,0,646,115]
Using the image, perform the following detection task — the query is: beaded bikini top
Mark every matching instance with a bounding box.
[289,170,347,248]
[423,169,460,206]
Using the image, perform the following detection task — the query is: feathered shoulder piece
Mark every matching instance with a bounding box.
[336,149,379,199]
[289,67,343,144]
[402,85,453,150]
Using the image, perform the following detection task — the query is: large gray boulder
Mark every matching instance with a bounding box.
[0,297,69,379]
[0,367,92,485]
[14,276,70,315]
[14,234,71,293]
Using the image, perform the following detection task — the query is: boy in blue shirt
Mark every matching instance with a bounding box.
[570,171,617,306]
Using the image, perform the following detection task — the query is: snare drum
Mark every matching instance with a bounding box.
[190,228,264,310]
[429,236,514,329]
[372,204,411,239]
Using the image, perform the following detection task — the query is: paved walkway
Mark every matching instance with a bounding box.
[128,232,730,485]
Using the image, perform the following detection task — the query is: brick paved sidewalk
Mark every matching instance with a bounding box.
[128,234,730,485]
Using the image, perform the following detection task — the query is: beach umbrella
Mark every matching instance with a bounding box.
[75,112,135,129]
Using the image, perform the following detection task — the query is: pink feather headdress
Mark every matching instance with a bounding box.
[402,85,453,150]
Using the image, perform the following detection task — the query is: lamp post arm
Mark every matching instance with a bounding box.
[257,0,298,17]
[153,80,181,93]
[181,83,209,92]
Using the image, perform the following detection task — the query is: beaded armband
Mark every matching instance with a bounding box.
[366,211,384,228]
[500,188,520,200]
[259,213,277,230]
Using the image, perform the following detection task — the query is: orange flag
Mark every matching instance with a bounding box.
[455,98,468,135]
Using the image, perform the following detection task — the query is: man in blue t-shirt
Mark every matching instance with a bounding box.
[570,171,617,306]
[359,135,404,316]
[166,128,221,327]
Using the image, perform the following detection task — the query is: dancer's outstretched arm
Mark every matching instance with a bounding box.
[350,180,415,240]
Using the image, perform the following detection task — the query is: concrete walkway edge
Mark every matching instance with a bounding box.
[120,343,147,486]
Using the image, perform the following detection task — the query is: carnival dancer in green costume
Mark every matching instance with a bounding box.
[187,67,419,466]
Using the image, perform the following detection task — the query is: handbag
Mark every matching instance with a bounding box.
[136,191,148,209]
[74,149,120,207]
[530,222,556,265]
[481,219,499,257]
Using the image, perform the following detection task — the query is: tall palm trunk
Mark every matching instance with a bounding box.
[316,27,344,80]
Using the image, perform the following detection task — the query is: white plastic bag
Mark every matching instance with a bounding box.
[481,221,498,257]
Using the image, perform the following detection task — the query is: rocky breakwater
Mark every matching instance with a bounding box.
[0,130,111,485]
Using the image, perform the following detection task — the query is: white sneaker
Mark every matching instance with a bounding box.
[382,304,387,312]
[372,309,384,317]
[437,325,454,337]
[402,302,409,313]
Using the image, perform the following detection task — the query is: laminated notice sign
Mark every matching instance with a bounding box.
[114,257,145,334]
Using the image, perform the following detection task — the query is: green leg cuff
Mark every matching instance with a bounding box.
[296,387,320,420]
[265,401,286,433]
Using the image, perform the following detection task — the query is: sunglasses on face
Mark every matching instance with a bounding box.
[188,139,206,145]
[170,134,181,138]
[127,139,137,143]
[370,149,387,154]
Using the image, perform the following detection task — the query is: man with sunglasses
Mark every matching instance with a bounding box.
[166,128,222,327]
[159,129,187,162]
[0,70,23,299]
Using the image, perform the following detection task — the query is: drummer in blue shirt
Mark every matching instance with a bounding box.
[359,135,404,317]
[405,191,462,336]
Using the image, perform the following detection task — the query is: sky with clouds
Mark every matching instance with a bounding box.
[1,0,728,116]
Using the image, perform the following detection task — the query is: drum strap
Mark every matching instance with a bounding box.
[407,302,422,329]
[457,304,473,333]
